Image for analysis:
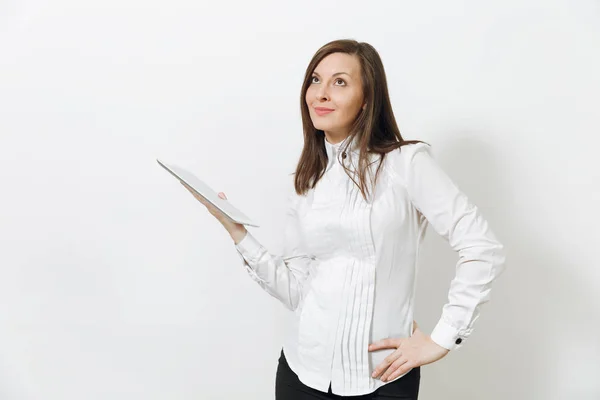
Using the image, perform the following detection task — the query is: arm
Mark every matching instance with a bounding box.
[234,191,312,311]
[179,180,312,311]
[403,143,507,350]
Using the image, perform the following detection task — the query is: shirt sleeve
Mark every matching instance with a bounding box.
[401,142,507,351]
[234,190,313,311]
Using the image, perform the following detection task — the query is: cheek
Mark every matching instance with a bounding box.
[337,96,363,120]
[305,87,315,105]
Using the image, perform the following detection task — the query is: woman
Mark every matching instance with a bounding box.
[182,39,506,399]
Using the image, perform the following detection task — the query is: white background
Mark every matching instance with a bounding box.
[1,0,599,399]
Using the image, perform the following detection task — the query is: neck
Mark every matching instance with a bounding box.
[324,132,349,145]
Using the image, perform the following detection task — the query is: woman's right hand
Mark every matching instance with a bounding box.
[180,181,247,244]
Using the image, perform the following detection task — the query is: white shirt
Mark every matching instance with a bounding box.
[234,136,506,396]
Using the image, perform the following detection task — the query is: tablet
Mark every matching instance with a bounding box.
[157,159,259,227]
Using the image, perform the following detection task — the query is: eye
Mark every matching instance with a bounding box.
[334,78,346,86]
[311,76,319,84]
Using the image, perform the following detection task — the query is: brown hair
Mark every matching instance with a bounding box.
[294,39,426,201]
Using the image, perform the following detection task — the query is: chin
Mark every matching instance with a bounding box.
[312,120,338,132]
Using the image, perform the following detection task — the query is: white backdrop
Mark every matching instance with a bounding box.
[1,1,599,399]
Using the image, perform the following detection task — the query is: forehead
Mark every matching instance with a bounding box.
[313,52,360,77]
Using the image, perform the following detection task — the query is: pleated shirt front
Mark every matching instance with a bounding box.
[234,136,506,396]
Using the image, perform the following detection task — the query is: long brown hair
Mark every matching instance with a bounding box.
[294,39,425,201]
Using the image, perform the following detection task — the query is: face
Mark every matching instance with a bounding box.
[305,52,365,142]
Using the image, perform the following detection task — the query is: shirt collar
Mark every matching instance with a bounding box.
[324,134,361,169]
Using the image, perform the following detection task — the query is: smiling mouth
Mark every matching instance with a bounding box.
[314,107,334,116]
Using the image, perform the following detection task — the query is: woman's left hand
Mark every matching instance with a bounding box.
[369,321,449,382]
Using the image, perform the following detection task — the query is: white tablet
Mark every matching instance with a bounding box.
[157,159,259,227]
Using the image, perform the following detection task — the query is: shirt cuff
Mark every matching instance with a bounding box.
[234,230,263,262]
[233,231,268,284]
[430,318,466,351]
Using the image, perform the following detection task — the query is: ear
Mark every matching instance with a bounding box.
[362,102,367,110]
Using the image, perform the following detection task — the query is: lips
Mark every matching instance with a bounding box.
[314,107,334,116]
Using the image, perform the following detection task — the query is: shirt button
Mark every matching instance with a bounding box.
[455,338,462,344]
[341,152,347,159]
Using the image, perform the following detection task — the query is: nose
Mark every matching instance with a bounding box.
[315,84,329,102]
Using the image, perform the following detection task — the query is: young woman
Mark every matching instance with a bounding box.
[182,39,506,399]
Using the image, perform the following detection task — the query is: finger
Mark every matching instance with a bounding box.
[369,338,401,351]
[384,359,413,382]
[371,350,402,379]
[182,183,198,196]
[218,192,227,200]
[193,192,207,203]
[381,358,409,382]
[412,321,419,333]
[180,183,207,202]
[181,182,200,196]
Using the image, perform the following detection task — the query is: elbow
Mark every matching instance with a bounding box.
[285,289,304,312]
[287,294,301,312]
[458,239,507,279]
[491,236,506,265]
[483,240,507,279]
[496,242,507,276]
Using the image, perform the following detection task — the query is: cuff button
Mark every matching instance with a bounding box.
[455,338,462,344]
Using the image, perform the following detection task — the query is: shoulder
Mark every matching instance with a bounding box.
[386,142,434,179]
[396,141,433,160]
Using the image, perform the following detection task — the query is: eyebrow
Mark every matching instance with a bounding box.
[312,71,351,78]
